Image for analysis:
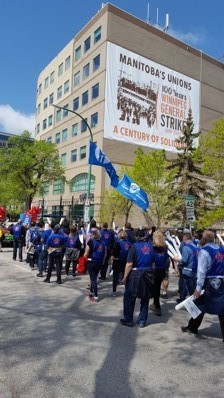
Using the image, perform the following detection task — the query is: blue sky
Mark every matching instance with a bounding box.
[0,0,223,135]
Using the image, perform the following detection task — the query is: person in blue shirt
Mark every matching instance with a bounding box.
[43,225,65,284]
[111,230,131,296]
[99,222,114,280]
[36,223,52,277]
[182,230,224,341]
[120,229,155,328]
[179,232,199,301]
[12,219,25,262]
[64,226,82,276]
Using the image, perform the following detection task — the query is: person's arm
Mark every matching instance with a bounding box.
[84,240,92,258]
[194,249,211,297]
[123,245,136,285]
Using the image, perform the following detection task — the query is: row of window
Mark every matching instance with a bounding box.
[37,56,71,96]
[74,53,100,85]
[42,173,95,195]
[60,144,87,166]
[74,26,101,62]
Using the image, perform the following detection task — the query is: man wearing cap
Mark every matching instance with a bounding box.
[120,229,155,328]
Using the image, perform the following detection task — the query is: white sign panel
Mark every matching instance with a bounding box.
[104,42,200,153]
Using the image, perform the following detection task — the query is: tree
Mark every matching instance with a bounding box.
[167,109,211,227]
[99,189,134,225]
[195,117,224,227]
[132,148,174,227]
[0,131,65,210]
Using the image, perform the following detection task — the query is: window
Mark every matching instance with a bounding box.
[64,80,70,94]
[65,56,71,70]
[37,103,41,114]
[55,132,60,144]
[48,115,53,127]
[92,83,99,99]
[47,137,52,143]
[82,90,88,106]
[72,123,78,137]
[71,149,77,162]
[43,97,48,109]
[81,118,88,133]
[84,36,91,52]
[75,45,81,61]
[43,119,47,130]
[53,179,64,195]
[50,71,55,84]
[63,104,68,117]
[38,83,42,95]
[57,86,62,99]
[74,71,80,86]
[71,173,95,192]
[58,62,63,76]
[42,182,49,195]
[56,109,62,122]
[49,93,54,105]
[44,77,49,89]
[52,205,64,217]
[36,123,40,134]
[73,97,79,111]
[61,153,67,166]
[94,26,101,43]
[83,63,90,80]
[62,128,67,142]
[91,112,98,128]
[93,54,100,72]
[80,146,87,160]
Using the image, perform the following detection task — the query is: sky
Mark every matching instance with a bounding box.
[0,0,223,135]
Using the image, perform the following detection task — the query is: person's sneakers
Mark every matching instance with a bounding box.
[120,319,134,327]
[99,276,107,281]
[154,308,161,316]
[110,292,117,297]
[89,296,99,303]
[149,304,156,311]
[43,278,50,283]
[181,326,198,335]
[160,293,168,299]
[138,322,146,328]
[56,279,62,284]
[36,272,43,277]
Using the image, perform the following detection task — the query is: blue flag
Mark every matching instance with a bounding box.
[116,174,149,211]
[89,141,119,188]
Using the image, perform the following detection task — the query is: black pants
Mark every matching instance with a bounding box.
[153,268,166,309]
[65,260,77,275]
[188,313,224,339]
[47,253,62,281]
[13,239,23,261]
[100,251,111,279]
[112,259,125,293]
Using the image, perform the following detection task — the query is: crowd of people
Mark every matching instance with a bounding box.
[4,218,224,342]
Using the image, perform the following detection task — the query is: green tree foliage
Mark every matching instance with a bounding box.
[167,109,211,226]
[0,131,65,210]
[132,147,174,227]
[195,117,224,227]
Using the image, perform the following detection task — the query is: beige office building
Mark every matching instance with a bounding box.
[35,3,224,225]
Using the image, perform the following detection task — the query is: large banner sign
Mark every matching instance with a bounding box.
[104,42,200,153]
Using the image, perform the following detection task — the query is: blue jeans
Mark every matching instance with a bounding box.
[38,249,48,272]
[183,274,197,296]
[87,261,102,297]
[123,278,149,324]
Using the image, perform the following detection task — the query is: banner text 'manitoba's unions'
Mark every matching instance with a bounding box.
[120,53,192,90]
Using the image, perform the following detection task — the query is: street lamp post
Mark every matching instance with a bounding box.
[52,104,93,223]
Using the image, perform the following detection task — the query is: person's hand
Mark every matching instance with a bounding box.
[193,290,201,299]
[122,277,127,286]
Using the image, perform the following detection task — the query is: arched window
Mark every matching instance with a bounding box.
[71,173,95,192]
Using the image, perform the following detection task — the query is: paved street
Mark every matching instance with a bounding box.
[0,249,223,398]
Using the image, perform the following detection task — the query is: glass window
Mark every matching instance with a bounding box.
[72,123,78,137]
[57,86,62,99]
[82,90,88,106]
[81,118,88,133]
[42,182,49,195]
[43,119,47,130]
[94,26,101,43]
[44,77,49,89]
[74,71,80,87]
[56,109,62,122]
[91,112,98,128]
[49,93,54,105]
[47,137,52,143]
[55,132,60,144]
[43,97,48,109]
[37,103,41,114]
[50,71,55,84]
[58,62,63,76]
[73,97,79,111]
[93,54,100,72]
[80,146,87,160]
[61,153,67,166]
[52,205,64,216]
[84,36,91,52]
[63,104,68,117]
[36,123,40,134]
[71,149,77,162]
[71,173,95,192]
[53,179,65,195]
[83,63,90,80]
[64,80,70,94]
[62,128,67,142]
[92,83,99,99]
[38,83,42,95]
[65,56,71,70]
[48,115,53,127]
[75,45,81,61]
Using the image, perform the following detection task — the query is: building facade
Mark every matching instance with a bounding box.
[35,3,224,224]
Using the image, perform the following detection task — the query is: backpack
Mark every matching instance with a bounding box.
[29,227,40,244]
